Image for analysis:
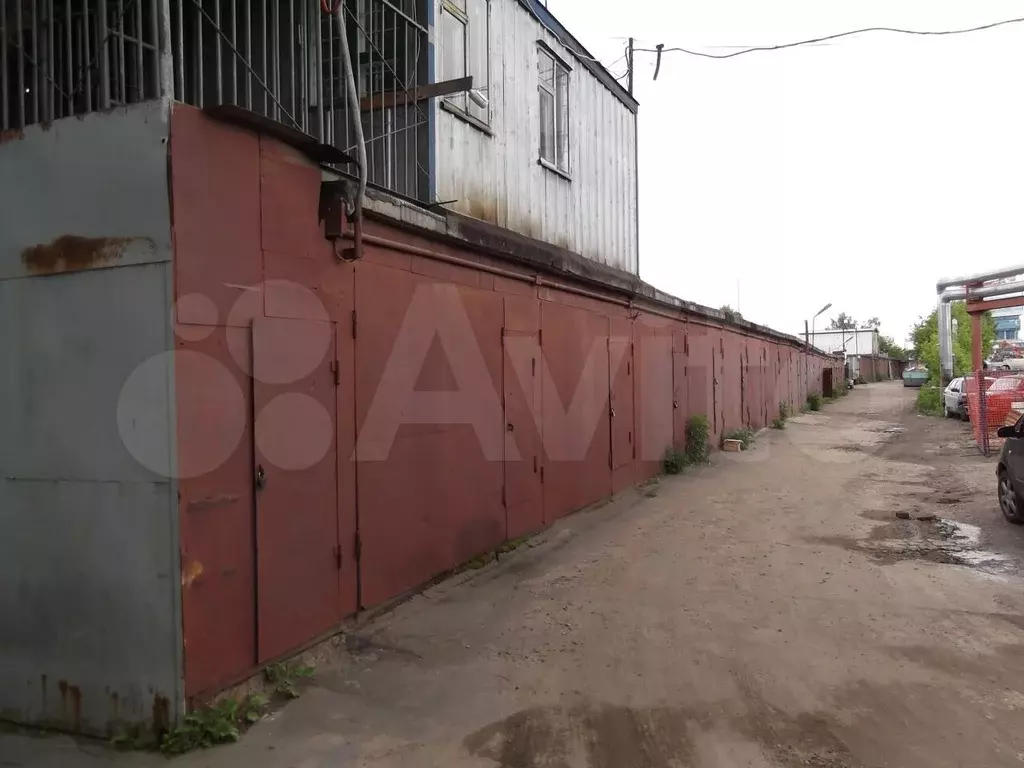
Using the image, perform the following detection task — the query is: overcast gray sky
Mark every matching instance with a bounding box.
[547,0,1024,346]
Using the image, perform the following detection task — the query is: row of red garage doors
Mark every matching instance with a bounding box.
[170,104,836,701]
[176,248,831,699]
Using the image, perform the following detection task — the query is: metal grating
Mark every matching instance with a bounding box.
[2,0,431,202]
[1,0,163,129]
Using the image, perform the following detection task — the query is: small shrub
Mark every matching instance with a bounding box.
[160,694,267,754]
[855,376,866,385]
[662,447,685,475]
[807,393,822,411]
[684,415,710,465]
[723,427,756,449]
[265,661,314,699]
[916,384,944,416]
[778,402,790,421]
[771,417,786,430]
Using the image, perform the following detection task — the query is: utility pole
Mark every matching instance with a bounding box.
[627,37,634,96]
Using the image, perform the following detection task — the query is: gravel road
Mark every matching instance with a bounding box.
[9,382,1024,768]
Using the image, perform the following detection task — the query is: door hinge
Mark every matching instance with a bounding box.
[501,326,506,345]
[501,484,506,506]
[330,359,340,386]
[334,545,343,569]
[538,329,543,346]
[540,465,545,483]
[608,450,613,469]
[351,309,358,339]
[533,455,538,473]
[354,532,362,561]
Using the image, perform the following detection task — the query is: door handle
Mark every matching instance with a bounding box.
[255,464,267,490]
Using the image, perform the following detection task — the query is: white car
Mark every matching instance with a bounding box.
[943,377,968,419]
[987,356,1024,371]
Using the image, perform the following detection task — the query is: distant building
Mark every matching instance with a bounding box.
[804,328,879,356]
[991,307,1021,341]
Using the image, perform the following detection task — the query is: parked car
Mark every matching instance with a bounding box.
[943,377,968,420]
[963,375,997,421]
[985,355,1024,371]
[971,375,1024,428]
[997,417,1024,523]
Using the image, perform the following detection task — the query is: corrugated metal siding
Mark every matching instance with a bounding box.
[0,102,180,737]
[434,0,638,273]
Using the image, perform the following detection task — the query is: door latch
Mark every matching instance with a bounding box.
[255,464,267,490]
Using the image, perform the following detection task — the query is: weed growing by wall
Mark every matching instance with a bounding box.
[685,415,710,465]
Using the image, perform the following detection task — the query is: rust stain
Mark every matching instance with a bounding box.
[40,674,47,715]
[21,235,155,275]
[182,559,204,588]
[68,685,82,732]
[152,694,170,734]
[187,494,240,514]
[58,679,68,718]
[0,128,25,145]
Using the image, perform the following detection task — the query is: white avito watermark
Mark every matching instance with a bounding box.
[117,277,849,478]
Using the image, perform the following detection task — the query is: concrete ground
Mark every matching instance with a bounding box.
[8,382,1024,768]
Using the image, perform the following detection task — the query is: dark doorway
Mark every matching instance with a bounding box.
[823,368,834,398]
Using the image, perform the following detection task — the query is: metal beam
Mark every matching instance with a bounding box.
[937,265,1024,293]
[966,295,1024,314]
[358,76,473,112]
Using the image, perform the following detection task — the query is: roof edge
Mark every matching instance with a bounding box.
[360,185,830,353]
[514,0,638,114]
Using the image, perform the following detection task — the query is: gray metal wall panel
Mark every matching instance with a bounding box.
[0,101,179,736]
[0,476,178,735]
[0,263,173,483]
[0,102,171,281]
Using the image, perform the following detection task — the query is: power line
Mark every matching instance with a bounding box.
[634,16,1024,61]
[521,0,607,65]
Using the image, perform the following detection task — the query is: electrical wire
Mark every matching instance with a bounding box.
[634,16,1024,60]
[521,0,607,64]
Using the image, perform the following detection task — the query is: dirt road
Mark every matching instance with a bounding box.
[10,382,1024,767]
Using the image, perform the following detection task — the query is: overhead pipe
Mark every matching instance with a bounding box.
[936,265,1024,293]
[937,277,1024,383]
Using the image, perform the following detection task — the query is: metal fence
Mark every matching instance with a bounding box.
[964,369,1024,456]
[1,0,163,128]
[2,0,429,200]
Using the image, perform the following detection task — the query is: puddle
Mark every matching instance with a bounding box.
[814,518,1016,576]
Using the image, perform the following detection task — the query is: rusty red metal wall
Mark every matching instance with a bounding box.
[172,107,360,698]
[354,258,507,607]
[169,105,845,701]
[635,314,674,481]
[503,295,545,540]
[541,296,612,521]
[609,317,635,494]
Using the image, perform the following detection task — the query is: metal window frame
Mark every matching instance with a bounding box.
[438,0,489,126]
[536,43,569,175]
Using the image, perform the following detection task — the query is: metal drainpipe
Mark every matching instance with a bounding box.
[334,3,366,222]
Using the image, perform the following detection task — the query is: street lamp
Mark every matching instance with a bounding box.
[809,302,832,349]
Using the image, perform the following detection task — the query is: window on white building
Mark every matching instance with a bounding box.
[537,46,569,174]
[440,0,490,125]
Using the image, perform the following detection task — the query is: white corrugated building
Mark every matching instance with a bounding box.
[434,0,639,274]
[805,328,879,356]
